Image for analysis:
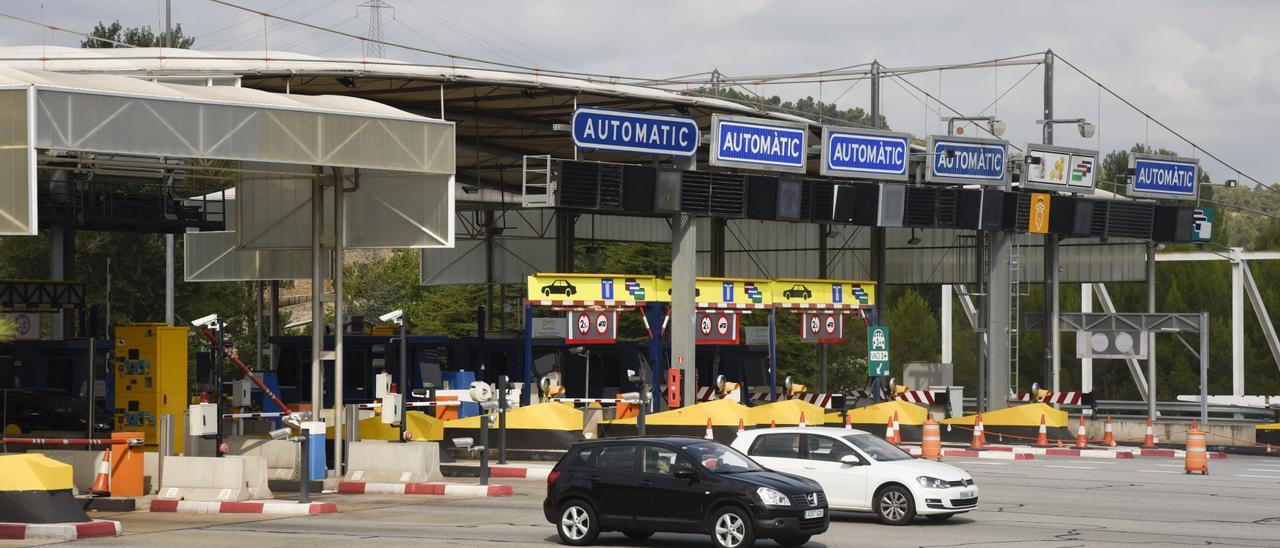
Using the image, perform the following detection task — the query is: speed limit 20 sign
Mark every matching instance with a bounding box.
[800,312,843,343]
[565,310,617,344]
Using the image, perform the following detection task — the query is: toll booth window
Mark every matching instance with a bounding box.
[805,435,858,463]
[748,433,803,459]
[640,445,681,476]
[562,447,596,468]
[596,445,637,471]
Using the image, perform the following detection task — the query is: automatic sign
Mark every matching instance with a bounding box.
[566,310,617,344]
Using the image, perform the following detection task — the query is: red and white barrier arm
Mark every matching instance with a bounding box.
[550,397,640,404]
[354,401,463,410]
[2,437,143,446]
[197,327,293,417]
[222,411,292,419]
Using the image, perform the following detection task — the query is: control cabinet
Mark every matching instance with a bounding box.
[114,324,188,452]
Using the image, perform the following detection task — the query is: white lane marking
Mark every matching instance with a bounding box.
[1070,460,1115,465]
[1045,465,1095,470]
[955,461,1008,466]
[1138,469,1180,474]
[1245,469,1280,473]
[1234,474,1280,479]
[1152,463,1183,467]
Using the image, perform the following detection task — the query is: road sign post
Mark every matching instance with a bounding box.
[868,326,891,377]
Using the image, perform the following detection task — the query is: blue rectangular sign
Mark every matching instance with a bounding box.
[821,127,911,180]
[1129,154,1199,200]
[925,135,1008,184]
[571,107,699,156]
[710,114,809,173]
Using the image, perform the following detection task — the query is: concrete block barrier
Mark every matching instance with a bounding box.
[155,455,273,502]
[226,437,300,480]
[0,520,121,541]
[344,440,443,484]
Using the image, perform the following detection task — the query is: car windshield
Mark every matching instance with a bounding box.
[680,441,763,474]
[844,434,914,462]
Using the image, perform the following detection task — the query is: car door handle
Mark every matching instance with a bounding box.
[803,466,817,470]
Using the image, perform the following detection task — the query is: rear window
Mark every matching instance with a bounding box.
[596,445,637,471]
[557,446,596,469]
[748,433,802,459]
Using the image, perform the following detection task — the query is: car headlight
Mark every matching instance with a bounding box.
[916,476,949,489]
[756,487,791,506]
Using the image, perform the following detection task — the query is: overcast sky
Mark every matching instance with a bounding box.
[3,0,1277,185]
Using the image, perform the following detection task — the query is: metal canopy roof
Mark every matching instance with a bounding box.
[0,46,810,195]
[0,61,455,236]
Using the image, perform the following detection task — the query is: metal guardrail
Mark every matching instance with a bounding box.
[964,397,1279,422]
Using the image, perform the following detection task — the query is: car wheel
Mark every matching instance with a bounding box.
[710,506,754,548]
[875,485,915,525]
[566,288,576,296]
[775,535,811,546]
[925,513,955,522]
[557,501,600,546]
[543,288,551,296]
[622,530,654,540]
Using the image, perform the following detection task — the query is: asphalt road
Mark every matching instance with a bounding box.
[22,454,1280,547]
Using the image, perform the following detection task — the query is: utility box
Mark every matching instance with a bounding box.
[381,393,402,425]
[115,324,189,453]
[188,403,218,436]
[232,379,253,407]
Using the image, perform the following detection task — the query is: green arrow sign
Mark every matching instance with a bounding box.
[867,326,890,377]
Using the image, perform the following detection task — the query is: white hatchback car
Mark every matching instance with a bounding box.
[731,427,977,525]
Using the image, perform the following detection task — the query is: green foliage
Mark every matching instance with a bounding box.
[689,86,886,129]
[0,316,14,343]
[81,20,195,48]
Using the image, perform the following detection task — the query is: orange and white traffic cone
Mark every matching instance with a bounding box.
[885,415,897,444]
[771,419,777,428]
[1103,416,1116,447]
[844,414,852,430]
[1142,416,1157,448]
[90,450,111,497]
[799,412,807,428]
[738,418,746,433]
[969,414,985,450]
[921,419,942,460]
[892,411,901,443]
[1185,423,1208,475]
[1074,415,1088,449]
[705,418,714,440]
[1034,414,1050,447]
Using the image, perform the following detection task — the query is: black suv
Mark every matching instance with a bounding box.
[544,437,828,547]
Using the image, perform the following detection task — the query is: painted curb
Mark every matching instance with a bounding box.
[0,520,121,541]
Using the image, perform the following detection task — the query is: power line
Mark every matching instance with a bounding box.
[0,11,136,48]
[357,0,392,59]
[1052,51,1275,195]
[436,0,579,71]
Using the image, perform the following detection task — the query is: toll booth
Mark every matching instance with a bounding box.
[112,324,188,452]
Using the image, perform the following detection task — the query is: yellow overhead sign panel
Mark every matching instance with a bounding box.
[527,273,660,305]
[657,277,771,308]
[772,278,875,309]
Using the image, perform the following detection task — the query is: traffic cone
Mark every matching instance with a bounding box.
[1074,415,1088,449]
[969,414,985,450]
[1185,424,1208,475]
[1141,417,1157,449]
[1103,416,1116,447]
[1034,414,1050,447]
[892,411,901,443]
[921,419,942,460]
[771,419,777,428]
[705,418,714,440]
[90,450,111,497]
[885,415,897,444]
[799,412,807,428]
[738,418,746,433]
[844,414,852,430]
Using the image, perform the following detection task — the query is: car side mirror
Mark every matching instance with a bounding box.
[840,454,862,465]
[674,465,698,480]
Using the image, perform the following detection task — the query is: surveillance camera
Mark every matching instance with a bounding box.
[452,437,473,449]
[988,120,1007,137]
[1078,122,1096,139]
[379,309,404,324]
[269,427,292,440]
[190,313,220,330]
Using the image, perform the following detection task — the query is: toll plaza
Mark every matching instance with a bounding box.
[0,34,1277,546]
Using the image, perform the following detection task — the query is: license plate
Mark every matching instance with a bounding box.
[961,490,975,499]
[804,509,824,519]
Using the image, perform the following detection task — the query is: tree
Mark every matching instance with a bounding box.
[81,21,195,49]
[690,86,886,129]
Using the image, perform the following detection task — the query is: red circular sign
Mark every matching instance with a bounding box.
[717,315,730,336]
[577,314,591,335]
[700,315,713,335]
[809,316,820,333]
[824,315,837,335]
[595,312,609,335]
